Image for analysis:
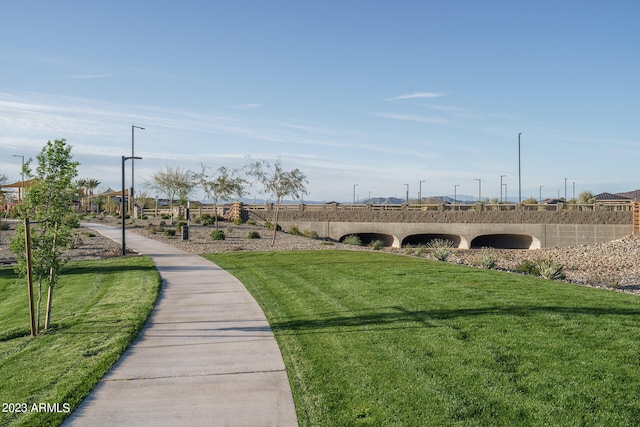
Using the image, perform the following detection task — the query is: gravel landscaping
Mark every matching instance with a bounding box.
[2,216,639,295]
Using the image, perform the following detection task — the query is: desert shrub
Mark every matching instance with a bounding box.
[233,218,243,225]
[427,238,454,261]
[474,249,497,269]
[265,221,282,231]
[343,235,362,246]
[164,229,177,237]
[64,214,81,228]
[246,219,256,225]
[210,229,226,240]
[370,240,384,250]
[404,247,414,255]
[415,246,426,256]
[84,232,96,238]
[161,214,171,220]
[0,220,10,230]
[303,229,319,239]
[247,231,261,239]
[516,258,566,280]
[289,225,302,236]
[534,258,566,280]
[320,240,334,246]
[515,259,538,275]
[176,221,187,232]
[159,220,167,227]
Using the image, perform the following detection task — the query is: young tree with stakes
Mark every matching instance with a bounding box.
[10,139,79,334]
[248,159,308,246]
[196,165,247,229]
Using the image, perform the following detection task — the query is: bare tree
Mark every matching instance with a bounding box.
[196,165,247,229]
[247,159,307,245]
[146,166,195,220]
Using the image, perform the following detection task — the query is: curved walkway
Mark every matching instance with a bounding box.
[63,223,298,427]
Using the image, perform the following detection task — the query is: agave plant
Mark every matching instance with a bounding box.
[533,258,566,280]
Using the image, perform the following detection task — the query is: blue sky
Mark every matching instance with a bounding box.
[1,1,638,202]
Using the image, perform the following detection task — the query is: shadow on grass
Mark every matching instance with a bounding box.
[61,264,156,275]
[271,305,640,334]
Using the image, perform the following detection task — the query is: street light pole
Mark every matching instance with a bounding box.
[564,177,567,201]
[454,184,460,208]
[404,184,409,204]
[122,155,143,256]
[518,132,522,204]
[475,179,481,203]
[500,175,506,203]
[12,155,24,202]
[131,125,145,216]
[353,184,358,204]
[539,185,544,203]
[419,180,425,203]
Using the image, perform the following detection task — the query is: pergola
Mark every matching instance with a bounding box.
[1,178,37,203]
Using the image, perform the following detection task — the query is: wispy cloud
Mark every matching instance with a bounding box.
[68,73,110,79]
[389,92,445,101]
[373,112,447,125]
[232,103,261,110]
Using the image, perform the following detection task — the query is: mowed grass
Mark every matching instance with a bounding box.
[206,250,640,426]
[0,257,161,427]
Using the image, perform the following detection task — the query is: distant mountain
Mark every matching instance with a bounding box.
[615,189,640,201]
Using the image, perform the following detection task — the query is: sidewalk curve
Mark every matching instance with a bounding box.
[63,223,298,427]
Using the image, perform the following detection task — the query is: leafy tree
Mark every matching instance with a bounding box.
[10,139,79,333]
[247,159,307,246]
[196,165,247,229]
[578,190,595,204]
[146,165,195,220]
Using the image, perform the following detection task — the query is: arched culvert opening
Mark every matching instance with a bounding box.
[471,234,533,249]
[339,233,395,247]
[402,234,462,248]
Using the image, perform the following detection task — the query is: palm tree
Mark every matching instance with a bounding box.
[76,179,88,211]
[86,178,100,212]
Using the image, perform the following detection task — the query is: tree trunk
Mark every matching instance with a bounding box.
[44,281,54,331]
[271,203,280,246]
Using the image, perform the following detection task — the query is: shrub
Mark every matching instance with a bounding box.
[474,249,497,269]
[265,221,282,231]
[516,258,566,280]
[233,218,243,225]
[84,232,96,238]
[427,239,454,261]
[370,240,384,250]
[247,231,261,239]
[0,220,10,231]
[246,219,256,225]
[343,235,362,246]
[289,225,302,236]
[164,229,177,237]
[303,229,319,239]
[515,259,539,276]
[64,214,81,228]
[211,229,226,240]
[161,214,171,220]
[534,258,566,280]
[176,221,187,232]
[415,246,426,256]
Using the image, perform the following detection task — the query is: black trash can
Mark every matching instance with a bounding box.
[181,224,189,241]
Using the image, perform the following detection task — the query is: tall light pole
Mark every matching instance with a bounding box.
[404,184,409,204]
[503,183,508,203]
[564,177,567,201]
[131,125,145,216]
[500,175,506,203]
[419,180,425,203]
[475,179,481,203]
[12,155,24,202]
[573,181,576,201]
[539,185,544,203]
[368,191,372,203]
[454,184,460,205]
[353,184,358,204]
[518,132,522,203]
[122,155,142,256]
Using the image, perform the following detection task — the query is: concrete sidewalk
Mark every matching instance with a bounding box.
[63,223,298,427]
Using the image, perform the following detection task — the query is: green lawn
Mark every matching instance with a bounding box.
[206,250,640,427]
[0,257,161,427]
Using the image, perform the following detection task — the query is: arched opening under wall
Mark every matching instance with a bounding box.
[339,233,396,247]
[402,233,462,248]
[471,234,534,249]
